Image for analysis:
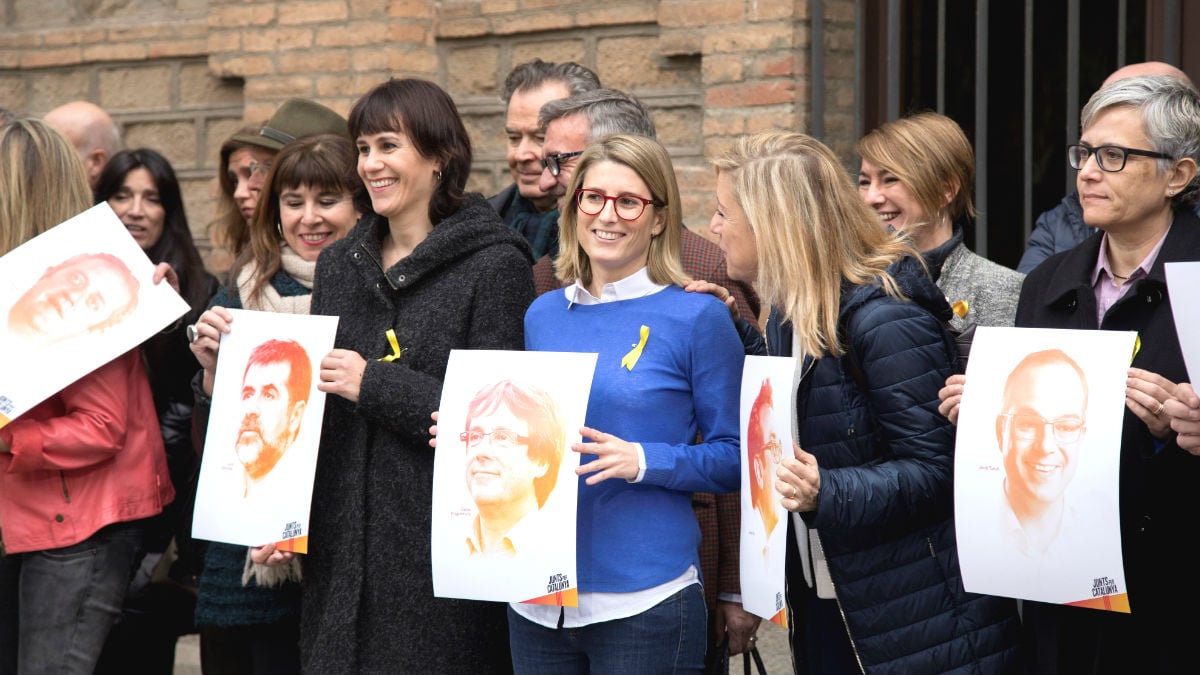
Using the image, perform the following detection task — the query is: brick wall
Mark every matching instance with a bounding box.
[1,0,854,273]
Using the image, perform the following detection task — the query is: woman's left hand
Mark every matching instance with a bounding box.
[318,348,368,403]
[1126,367,1178,439]
[777,444,820,512]
[575,426,640,485]
[152,262,180,294]
[249,543,294,567]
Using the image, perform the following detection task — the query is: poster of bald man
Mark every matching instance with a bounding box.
[0,203,189,429]
[431,349,597,605]
[192,309,338,553]
[738,355,796,627]
[954,326,1135,611]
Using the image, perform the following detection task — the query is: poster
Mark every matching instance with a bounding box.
[739,354,797,627]
[1166,261,1200,384]
[192,309,338,553]
[954,326,1133,611]
[431,349,597,605]
[0,203,189,428]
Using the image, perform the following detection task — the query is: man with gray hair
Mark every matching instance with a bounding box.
[533,86,764,666]
[44,100,122,189]
[488,59,600,260]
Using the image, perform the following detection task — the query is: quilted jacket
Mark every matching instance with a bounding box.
[765,256,1021,674]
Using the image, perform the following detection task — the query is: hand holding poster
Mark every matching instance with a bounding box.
[954,326,1134,611]
[0,203,189,428]
[192,309,338,553]
[431,349,597,605]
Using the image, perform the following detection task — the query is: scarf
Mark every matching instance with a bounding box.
[235,244,316,314]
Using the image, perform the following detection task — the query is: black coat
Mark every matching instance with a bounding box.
[304,195,534,674]
[1015,208,1200,674]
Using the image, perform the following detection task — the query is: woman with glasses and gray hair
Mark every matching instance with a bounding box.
[514,134,742,674]
[941,74,1200,673]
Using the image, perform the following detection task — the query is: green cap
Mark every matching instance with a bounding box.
[231,98,349,151]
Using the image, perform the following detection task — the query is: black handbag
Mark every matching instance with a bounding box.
[706,637,768,675]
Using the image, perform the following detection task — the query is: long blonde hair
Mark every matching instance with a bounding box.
[0,119,92,255]
[713,131,920,357]
[556,134,689,288]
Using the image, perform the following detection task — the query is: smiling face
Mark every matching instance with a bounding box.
[997,361,1087,515]
[506,82,570,211]
[1076,106,1176,233]
[357,129,440,231]
[710,169,758,283]
[228,146,276,225]
[575,160,664,292]
[464,405,546,520]
[858,158,929,237]
[107,167,165,250]
[278,183,360,262]
[8,254,138,343]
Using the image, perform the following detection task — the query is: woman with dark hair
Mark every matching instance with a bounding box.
[252,78,534,673]
[187,132,362,675]
[92,148,219,673]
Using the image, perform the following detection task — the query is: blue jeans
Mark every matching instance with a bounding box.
[508,584,706,675]
[0,520,146,675]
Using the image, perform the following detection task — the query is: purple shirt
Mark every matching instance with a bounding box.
[1090,226,1170,326]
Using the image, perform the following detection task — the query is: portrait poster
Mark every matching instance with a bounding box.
[431,349,597,606]
[0,203,189,429]
[1166,262,1200,384]
[739,355,797,627]
[192,309,338,554]
[954,326,1134,611]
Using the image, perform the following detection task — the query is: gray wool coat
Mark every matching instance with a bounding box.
[927,228,1025,330]
[302,194,534,674]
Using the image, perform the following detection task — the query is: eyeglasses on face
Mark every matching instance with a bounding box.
[249,161,273,178]
[460,428,529,449]
[999,413,1085,445]
[1066,143,1171,172]
[541,151,583,177]
[574,188,660,221]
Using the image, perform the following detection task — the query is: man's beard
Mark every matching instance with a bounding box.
[236,419,285,480]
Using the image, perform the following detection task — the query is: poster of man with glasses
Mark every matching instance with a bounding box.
[431,349,597,605]
[954,327,1133,610]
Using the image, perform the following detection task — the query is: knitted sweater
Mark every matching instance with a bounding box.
[523,285,742,592]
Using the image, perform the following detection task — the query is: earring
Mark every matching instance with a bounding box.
[1168,190,1176,197]
[276,221,283,237]
[435,170,443,182]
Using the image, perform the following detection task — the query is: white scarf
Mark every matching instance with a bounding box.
[235,244,316,314]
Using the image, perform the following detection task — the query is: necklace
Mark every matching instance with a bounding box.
[1111,272,1129,280]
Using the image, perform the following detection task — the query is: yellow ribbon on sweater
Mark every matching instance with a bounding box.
[379,329,404,362]
[1131,334,1141,363]
[621,325,650,371]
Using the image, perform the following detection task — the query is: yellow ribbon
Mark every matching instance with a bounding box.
[378,329,404,362]
[1131,334,1141,364]
[621,325,650,371]
[951,299,969,319]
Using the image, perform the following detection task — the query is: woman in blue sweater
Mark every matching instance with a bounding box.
[516,134,743,674]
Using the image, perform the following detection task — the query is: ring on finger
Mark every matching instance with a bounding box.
[1154,401,1165,416]
[791,486,798,499]
[186,323,200,344]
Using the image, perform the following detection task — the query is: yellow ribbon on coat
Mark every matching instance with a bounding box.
[379,329,404,362]
[621,325,650,371]
[1131,334,1141,363]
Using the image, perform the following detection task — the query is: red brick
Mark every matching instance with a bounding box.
[576,4,656,26]
[316,22,389,47]
[82,42,147,62]
[279,2,349,26]
[388,22,430,44]
[706,80,796,107]
[244,28,315,53]
[480,0,517,12]
[436,18,490,38]
[703,25,796,53]
[209,6,276,28]
[658,0,742,28]
[349,0,387,19]
[149,39,208,58]
[387,0,433,19]
[245,76,319,98]
[21,48,83,69]
[279,50,350,74]
[758,54,795,78]
[207,31,242,53]
[493,12,572,35]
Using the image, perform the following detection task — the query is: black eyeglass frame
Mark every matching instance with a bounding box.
[1066,143,1172,173]
[540,151,584,177]
[573,188,661,221]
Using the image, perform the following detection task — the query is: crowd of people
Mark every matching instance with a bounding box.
[1,55,1199,675]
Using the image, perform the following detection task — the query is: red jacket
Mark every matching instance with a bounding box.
[0,349,174,554]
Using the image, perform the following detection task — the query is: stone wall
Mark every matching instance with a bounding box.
[1,0,856,273]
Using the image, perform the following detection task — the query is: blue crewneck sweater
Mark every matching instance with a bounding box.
[524,285,742,592]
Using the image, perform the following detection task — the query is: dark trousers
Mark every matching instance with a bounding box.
[199,616,300,675]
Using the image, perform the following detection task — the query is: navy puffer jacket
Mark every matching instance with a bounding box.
[765,256,1021,675]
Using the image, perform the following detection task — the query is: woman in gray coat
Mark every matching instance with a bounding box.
[258,79,535,674]
[857,111,1024,331]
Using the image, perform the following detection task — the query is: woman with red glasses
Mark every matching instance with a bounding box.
[514,134,742,674]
